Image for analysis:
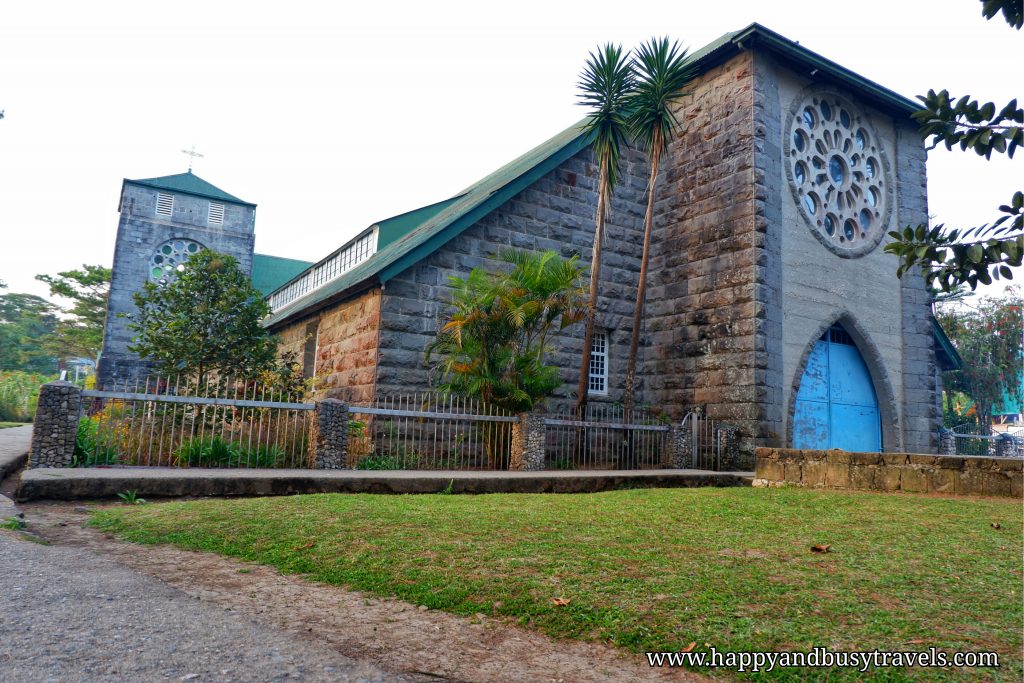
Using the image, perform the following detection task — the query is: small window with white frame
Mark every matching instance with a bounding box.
[208,202,225,225]
[155,192,174,218]
[588,330,608,395]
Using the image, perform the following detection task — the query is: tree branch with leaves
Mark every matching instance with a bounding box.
[885,0,1023,291]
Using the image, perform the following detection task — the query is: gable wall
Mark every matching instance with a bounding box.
[752,52,939,453]
[644,51,760,460]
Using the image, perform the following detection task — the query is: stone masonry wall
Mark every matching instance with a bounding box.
[753,52,940,453]
[99,183,256,388]
[644,51,759,465]
[375,146,653,410]
[895,121,942,454]
[754,447,1022,498]
[273,289,382,404]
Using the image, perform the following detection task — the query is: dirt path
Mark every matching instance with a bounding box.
[23,502,704,683]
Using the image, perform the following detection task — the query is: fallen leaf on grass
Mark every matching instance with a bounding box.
[552,597,571,606]
[990,522,1001,530]
[292,541,316,550]
[905,638,927,645]
[681,642,696,653]
[810,544,831,553]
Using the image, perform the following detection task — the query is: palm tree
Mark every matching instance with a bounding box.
[574,43,634,416]
[622,37,695,419]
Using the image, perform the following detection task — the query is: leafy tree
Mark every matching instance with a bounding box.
[936,288,1023,433]
[425,249,587,413]
[0,293,58,373]
[622,37,696,416]
[575,43,634,414]
[885,0,1023,291]
[36,264,111,362]
[127,249,278,386]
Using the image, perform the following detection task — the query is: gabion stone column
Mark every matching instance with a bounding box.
[994,433,1016,459]
[30,381,82,468]
[666,422,690,469]
[510,412,546,471]
[938,428,956,456]
[312,399,348,469]
[720,426,740,470]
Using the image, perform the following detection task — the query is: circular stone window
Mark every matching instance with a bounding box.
[148,239,203,284]
[784,90,893,258]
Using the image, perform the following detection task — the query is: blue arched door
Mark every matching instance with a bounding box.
[793,326,881,451]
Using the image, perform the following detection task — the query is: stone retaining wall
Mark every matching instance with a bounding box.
[754,447,1022,498]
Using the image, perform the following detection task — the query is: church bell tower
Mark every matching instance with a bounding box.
[97,170,257,387]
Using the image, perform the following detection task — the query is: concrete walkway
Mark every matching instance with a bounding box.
[17,466,752,501]
[0,424,32,481]
[0,531,418,682]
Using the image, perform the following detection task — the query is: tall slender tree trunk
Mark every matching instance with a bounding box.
[624,129,664,421]
[576,155,611,415]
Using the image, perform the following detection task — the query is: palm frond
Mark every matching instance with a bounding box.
[577,43,635,197]
[627,37,696,155]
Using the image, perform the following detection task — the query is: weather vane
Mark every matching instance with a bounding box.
[181,144,204,172]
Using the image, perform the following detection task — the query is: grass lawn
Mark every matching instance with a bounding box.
[91,487,1022,681]
[0,422,27,429]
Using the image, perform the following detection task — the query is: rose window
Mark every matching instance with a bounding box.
[149,239,203,284]
[785,92,892,257]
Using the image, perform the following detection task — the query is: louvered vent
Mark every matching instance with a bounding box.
[155,193,174,217]
[208,202,225,225]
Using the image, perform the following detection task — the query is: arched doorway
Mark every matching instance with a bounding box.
[793,325,881,451]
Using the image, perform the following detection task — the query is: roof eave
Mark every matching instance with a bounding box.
[263,275,381,330]
[931,316,964,371]
[704,23,921,118]
[121,177,258,208]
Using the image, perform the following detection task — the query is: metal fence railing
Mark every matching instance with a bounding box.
[76,375,314,468]
[69,380,739,471]
[683,412,729,471]
[543,404,671,470]
[347,394,516,470]
[950,422,1024,457]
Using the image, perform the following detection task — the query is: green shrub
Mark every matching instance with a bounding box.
[176,436,287,468]
[73,417,120,467]
[0,371,51,422]
[176,436,243,467]
[355,454,406,470]
[241,443,287,468]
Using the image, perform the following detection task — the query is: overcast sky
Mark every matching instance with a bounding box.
[0,0,1019,303]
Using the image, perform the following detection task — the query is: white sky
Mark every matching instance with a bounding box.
[0,0,1019,302]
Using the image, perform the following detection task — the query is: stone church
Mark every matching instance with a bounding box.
[101,23,962,461]
[98,172,309,386]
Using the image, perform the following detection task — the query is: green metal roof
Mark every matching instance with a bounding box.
[263,23,922,328]
[252,253,313,297]
[691,23,920,117]
[124,170,256,207]
[263,120,589,327]
[931,317,964,372]
[376,197,463,250]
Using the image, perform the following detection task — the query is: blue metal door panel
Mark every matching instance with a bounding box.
[793,397,830,449]
[792,327,881,452]
[796,342,829,402]
[829,343,876,407]
[831,404,881,451]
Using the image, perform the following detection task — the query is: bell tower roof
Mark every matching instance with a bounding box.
[123,170,256,207]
